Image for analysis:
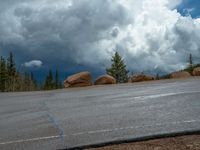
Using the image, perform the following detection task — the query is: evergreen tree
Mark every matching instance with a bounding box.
[0,57,7,92]
[0,56,3,91]
[189,53,193,66]
[14,71,23,91]
[59,81,62,89]
[44,69,54,90]
[23,72,31,91]
[55,69,59,89]
[106,51,129,83]
[54,69,61,89]
[188,53,193,74]
[48,70,53,89]
[31,72,38,90]
[44,74,49,90]
[184,53,194,74]
[7,52,16,91]
[0,53,39,92]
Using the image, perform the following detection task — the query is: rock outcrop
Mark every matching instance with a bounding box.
[64,71,92,88]
[95,75,116,85]
[193,67,200,76]
[131,74,155,82]
[170,71,191,78]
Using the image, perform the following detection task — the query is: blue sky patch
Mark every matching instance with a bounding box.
[177,0,200,18]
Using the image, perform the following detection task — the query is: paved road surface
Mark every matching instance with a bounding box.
[0,78,200,150]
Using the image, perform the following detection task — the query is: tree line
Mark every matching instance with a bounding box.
[43,69,62,90]
[0,52,62,92]
[184,53,200,74]
[0,51,129,92]
[1,51,197,92]
[106,52,199,82]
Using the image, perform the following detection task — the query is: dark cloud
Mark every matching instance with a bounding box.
[0,0,200,76]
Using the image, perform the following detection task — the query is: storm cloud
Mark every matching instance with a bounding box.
[0,0,200,74]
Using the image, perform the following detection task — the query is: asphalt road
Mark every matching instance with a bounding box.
[0,78,200,150]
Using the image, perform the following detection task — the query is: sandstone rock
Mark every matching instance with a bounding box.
[95,75,116,85]
[131,74,155,82]
[170,71,191,78]
[193,67,200,76]
[64,71,92,88]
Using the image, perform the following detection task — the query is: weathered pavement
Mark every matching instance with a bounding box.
[0,78,200,150]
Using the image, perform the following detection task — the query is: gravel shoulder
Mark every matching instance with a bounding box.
[87,134,200,150]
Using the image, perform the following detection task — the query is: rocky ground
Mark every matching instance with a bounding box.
[87,135,200,150]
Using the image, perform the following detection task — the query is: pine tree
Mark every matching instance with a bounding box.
[30,72,38,90]
[106,51,129,83]
[0,56,2,91]
[48,70,53,89]
[0,57,7,92]
[59,81,62,89]
[7,52,16,91]
[189,53,193,66]
[54,69,60,89]
[44,74,49,90]
[1,53,40,92]
[15,71,23,91]
[188,53,193,74]
[44,69,54,90]
[23,72,30,91]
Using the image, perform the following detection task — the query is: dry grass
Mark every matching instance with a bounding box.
[87,135,200,150]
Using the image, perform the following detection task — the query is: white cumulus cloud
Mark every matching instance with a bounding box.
[0,0,200,74]
[23,60,43,68]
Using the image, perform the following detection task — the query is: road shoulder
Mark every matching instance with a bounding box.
[87,134,200,150]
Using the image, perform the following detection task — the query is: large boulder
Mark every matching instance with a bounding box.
[170,71,191,78]
[193,67,200,76]
[64,71,92,88]
[95,75,116,85]
[131,74,155,82]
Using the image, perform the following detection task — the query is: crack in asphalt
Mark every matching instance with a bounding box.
[40,100,64,139]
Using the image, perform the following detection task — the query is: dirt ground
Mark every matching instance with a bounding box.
[87,135,200,150]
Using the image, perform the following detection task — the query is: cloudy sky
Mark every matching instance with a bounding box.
[0,0,200,80]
